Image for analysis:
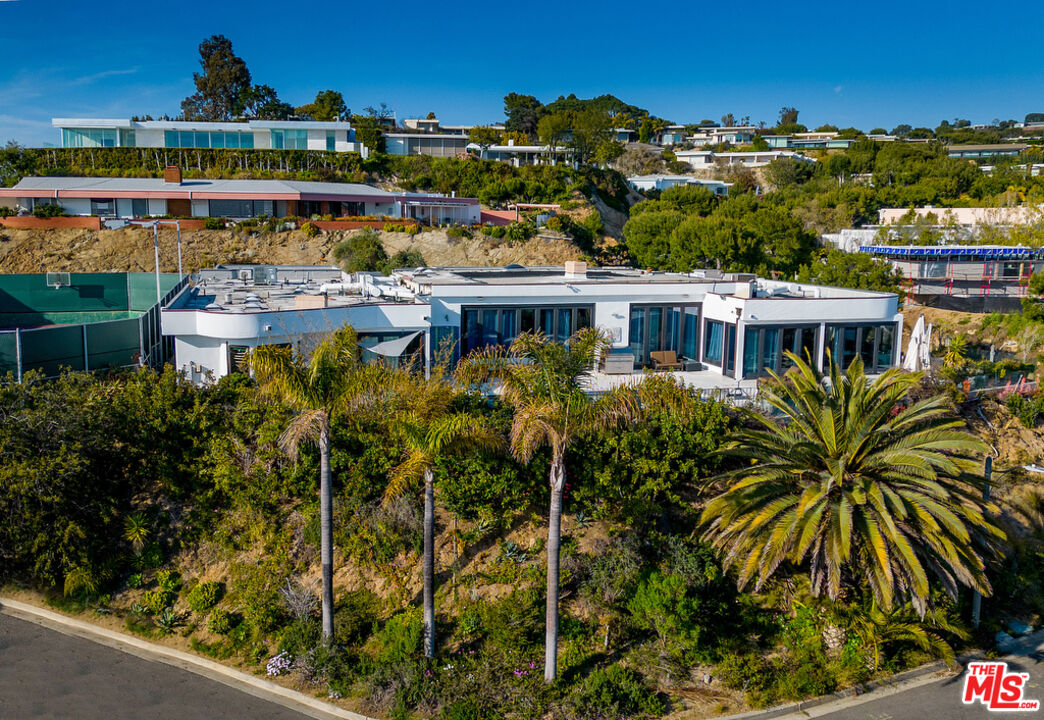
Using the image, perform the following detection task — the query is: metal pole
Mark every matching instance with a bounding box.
[14,328,22,383]
[971,456,992,628]
[153,223,161,304]
[175,221,183,277]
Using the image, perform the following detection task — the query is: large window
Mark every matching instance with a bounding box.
[629,304,699,366]
[90,198,115,215]
[461,304,592,355]
[824,323,897,372]
[703,320,724,366]
[164,130,254,149]
[271,129,308,150]
[131,198,148,217]
[62,128,117,147]
[326,131,336,151]
[743,325,819,377]
[208,199,274,217]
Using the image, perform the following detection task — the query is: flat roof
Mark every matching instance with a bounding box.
[398,265,744,287]
[2,177,396,202]
[948,144,1029,151]
[859,244,1042,257]
[53,118,354,130]
[172,266,379,313]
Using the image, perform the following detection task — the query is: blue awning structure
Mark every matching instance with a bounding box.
[858,245,1042,258]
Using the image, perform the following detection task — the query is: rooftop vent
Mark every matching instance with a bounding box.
[164,166,182,185]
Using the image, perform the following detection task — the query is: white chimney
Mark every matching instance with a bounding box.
[565,260,587,279]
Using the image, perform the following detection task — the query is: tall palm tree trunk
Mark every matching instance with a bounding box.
[319,425,334,642]
[423,468,436,658]
[545,454,566,683]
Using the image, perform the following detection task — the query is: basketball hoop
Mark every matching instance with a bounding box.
[45,272,70,290]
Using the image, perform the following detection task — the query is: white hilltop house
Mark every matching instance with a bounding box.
[161,263,902,393]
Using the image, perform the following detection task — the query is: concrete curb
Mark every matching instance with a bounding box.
[0,597,376,720]
[716,659,957,720]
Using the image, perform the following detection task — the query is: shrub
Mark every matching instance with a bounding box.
[204,217,225,230]
[0,205,13,217]
[368,607,423,665]
[207,609,241,635]
[126,573,144,589]
[446,225,472,239]
[155,569,182,592]
[32,203,66,218]
[335,589,381,647]
[187,581,225,614]
[301,221,319,238]
[142,588,175,615]
[562,665,666,720]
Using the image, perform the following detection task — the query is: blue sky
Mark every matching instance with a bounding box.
[2,0,1043,146]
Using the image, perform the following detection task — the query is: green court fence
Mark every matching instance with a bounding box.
[0,273,188,380]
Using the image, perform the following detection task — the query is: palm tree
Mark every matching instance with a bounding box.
[700,353,1005,616]
[845,601,968,672]
[249,326,386,642]
[382,363,502,658]
[456,328,641,682]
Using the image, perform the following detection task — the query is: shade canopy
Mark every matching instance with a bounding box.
[365,331,422,357]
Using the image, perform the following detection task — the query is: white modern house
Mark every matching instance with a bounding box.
[0,171,481,223]
[673,149,816,170]
[384,133,469,157]
[687,126,758,146]
[53,118,364,153]
[627,175,732,195]
[161,263,902,387]
[467,140,574,167]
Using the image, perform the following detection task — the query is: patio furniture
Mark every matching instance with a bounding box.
[650,350,682,371]
[602,350,635,375]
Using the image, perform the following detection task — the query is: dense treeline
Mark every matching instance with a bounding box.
[620,140,1044,291]
[0,146,630,212]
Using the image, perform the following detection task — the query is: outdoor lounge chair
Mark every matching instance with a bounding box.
[650,350,682,371]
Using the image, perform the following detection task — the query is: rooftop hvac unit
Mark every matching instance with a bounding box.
[252,266,278,285]
[238,269,252,281]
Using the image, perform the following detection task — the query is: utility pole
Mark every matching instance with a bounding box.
[971,455,992,628]
[153,222,161,303]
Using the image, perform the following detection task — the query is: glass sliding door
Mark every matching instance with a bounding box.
[704,320,724,366]
[743,327,760,377]
[629,308,646,364]
[682,309,699,361]
[762,328,779,373]
[824,323,899,373]
[724,324,737,377]
[556,308,572,343]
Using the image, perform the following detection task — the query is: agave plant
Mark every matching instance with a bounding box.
[155,608,184,634]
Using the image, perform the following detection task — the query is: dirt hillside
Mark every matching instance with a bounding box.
[0,226,586,274]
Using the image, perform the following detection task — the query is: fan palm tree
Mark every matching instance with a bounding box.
[456,328,641,682]
[249,326,387,642]
[382,363,503,658]
[700,352,1005,616]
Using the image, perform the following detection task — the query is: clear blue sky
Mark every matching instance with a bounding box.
[2,0,1043,146]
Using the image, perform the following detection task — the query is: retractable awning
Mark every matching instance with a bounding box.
[365,331,422,357]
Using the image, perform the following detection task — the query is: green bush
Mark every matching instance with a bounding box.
[155,569,182,592]
[301,221,319,238]
[187,580,225,614]
[0,205,14,217]
[207,609,241,635]
[562,665,666,720]
[204,217,226,230]
[334,589,381,647]
[32,203,66,218]
[368,607,423,665]
[142,588,175,615]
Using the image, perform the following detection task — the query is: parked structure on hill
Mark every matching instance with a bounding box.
[161,263,901,387]
[0,171,481,224]
[673,149,816,170]
[626,175,731,195]
[53,118,364,153]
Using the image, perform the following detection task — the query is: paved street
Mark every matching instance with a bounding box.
[818,649,1043,719]
[0,613,312,720]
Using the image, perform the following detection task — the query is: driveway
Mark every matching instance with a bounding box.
[0,613,313,720]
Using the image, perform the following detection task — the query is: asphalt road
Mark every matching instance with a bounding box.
[0,613,312,720]
[818,649,1044,719]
